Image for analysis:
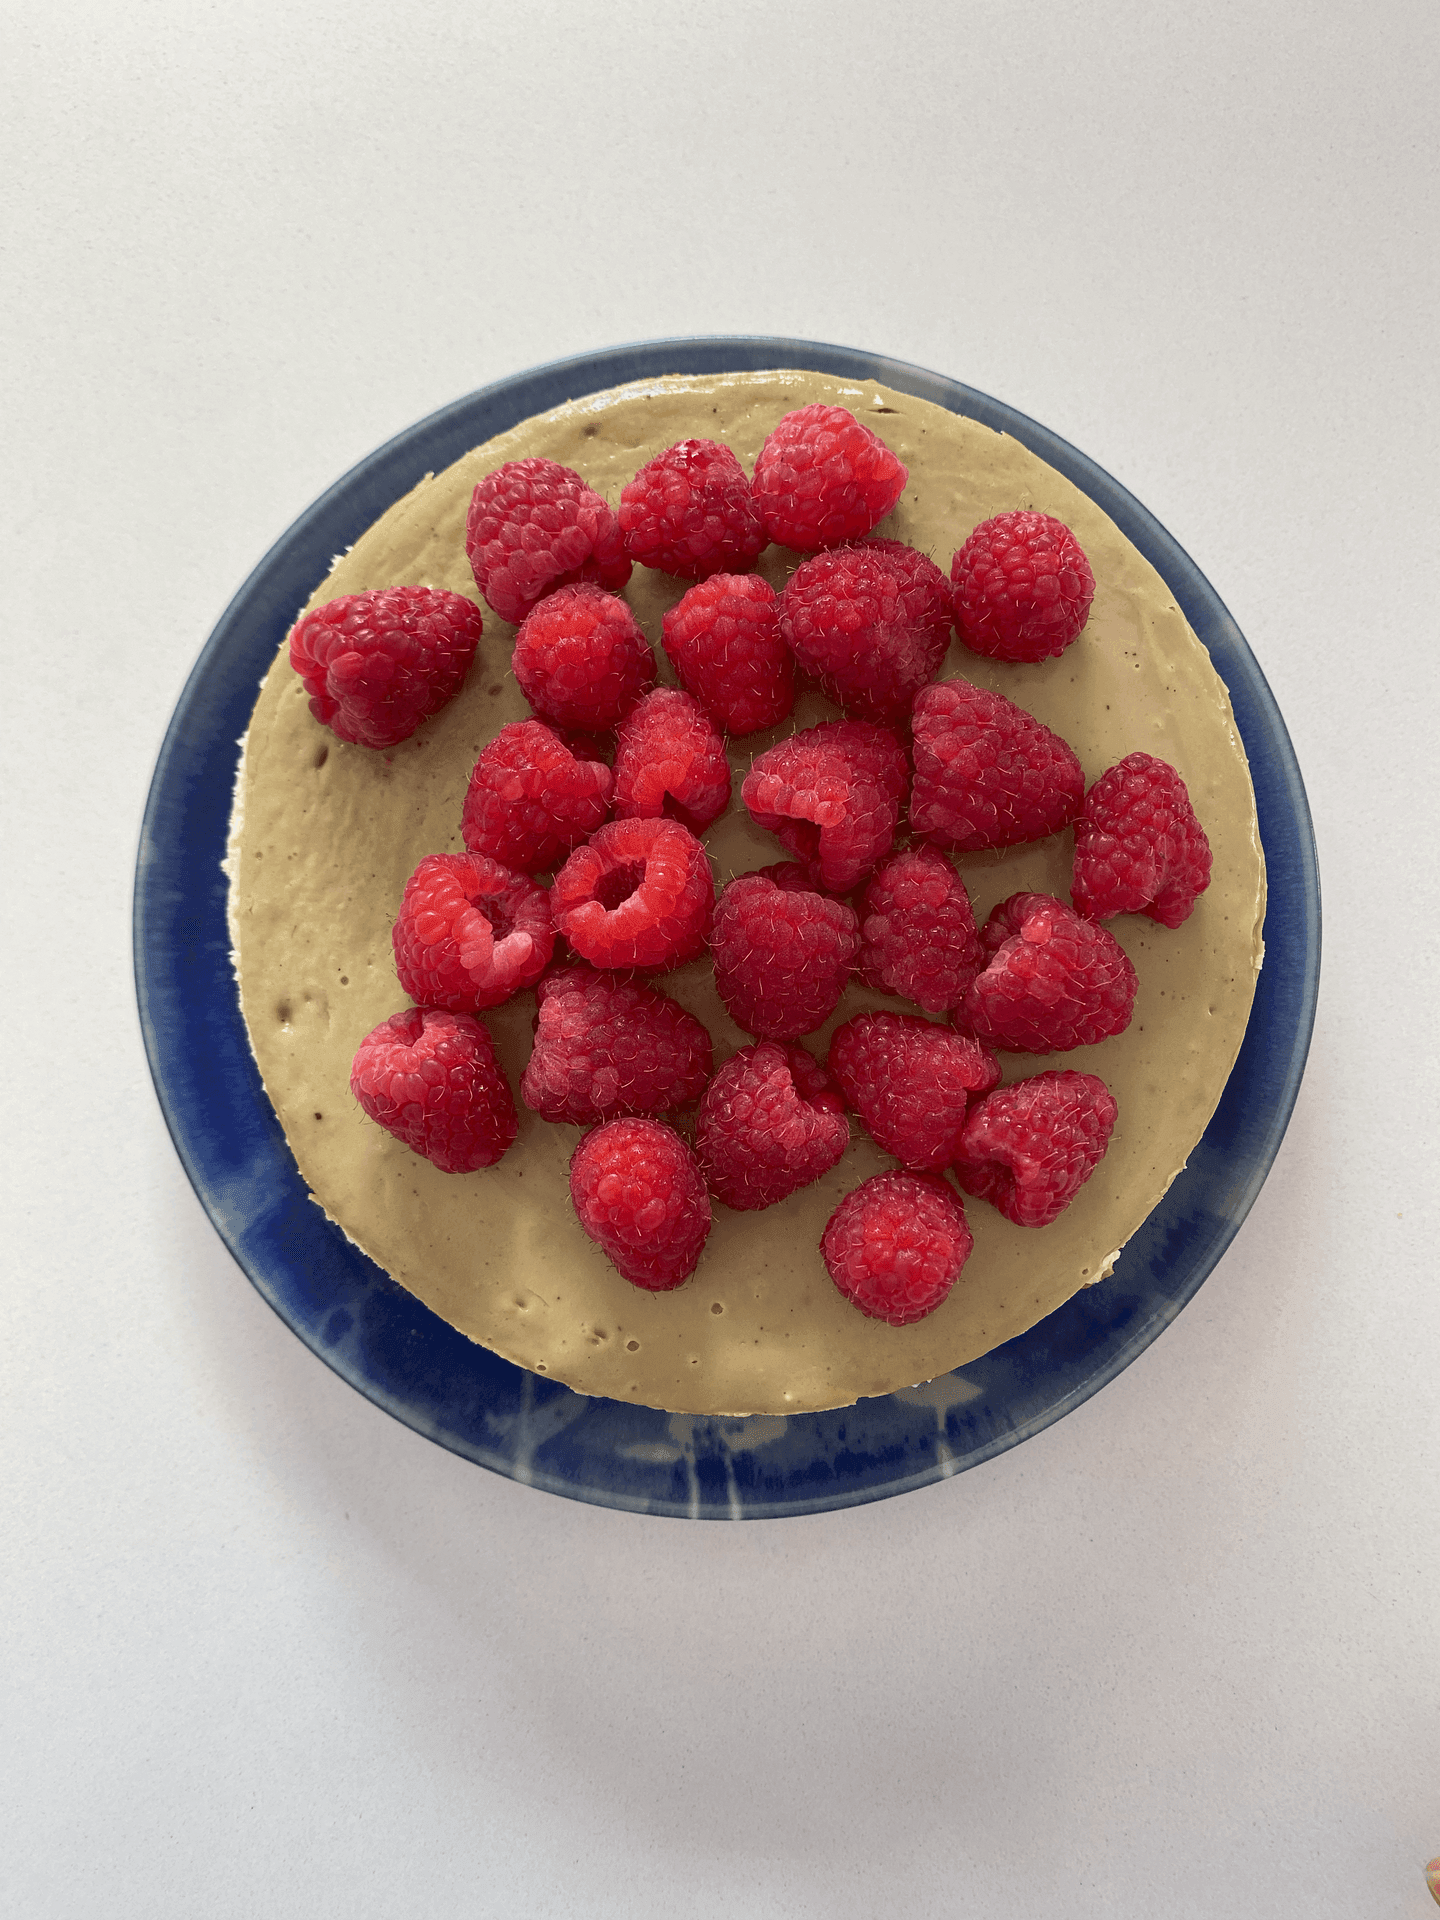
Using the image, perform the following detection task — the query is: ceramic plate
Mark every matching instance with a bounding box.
[134,337,1320,1518]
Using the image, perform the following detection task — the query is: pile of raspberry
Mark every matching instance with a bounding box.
[306,396,1213,1334]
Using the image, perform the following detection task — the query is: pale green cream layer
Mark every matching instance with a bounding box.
[229,370,1265,1415]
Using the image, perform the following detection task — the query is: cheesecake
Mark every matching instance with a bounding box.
[227,369,1266,1416]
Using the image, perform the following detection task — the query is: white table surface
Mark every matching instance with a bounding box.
[5,4,1437,1915]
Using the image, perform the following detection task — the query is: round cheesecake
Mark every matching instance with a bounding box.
[227,369,1266,1416]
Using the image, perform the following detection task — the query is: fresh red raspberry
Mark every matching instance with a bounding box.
[857,845,983,1013]
[612,689,731,833]
[288,586,482,750]
[520,963,712,1125]
[511,582,656,731]
[909,679,1085,852]
[711,864,860,1039]
[392,853,553,1012]
[661,573,795,737]
[696,1041,849,1211]
[1070,753,1213,928]
[569,1117,711,1290]
[350,1006,517,1172]
[466,457,630,624]
[951,510,1095,662]
[617,438,768,579]
[460,720,612,874]
[963,892,1138,1053]
[742,721,908,893]
[953,1070,1118,1226]
[828,1011,999,1170]
[550,817,713,970]
[821,1171,974,1326]
[752,404,908,551]
[778,539,953,722]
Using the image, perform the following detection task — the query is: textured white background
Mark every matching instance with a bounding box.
[5,2,1438,1915]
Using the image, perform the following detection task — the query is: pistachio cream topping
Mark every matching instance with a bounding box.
[227,370,1265,1416]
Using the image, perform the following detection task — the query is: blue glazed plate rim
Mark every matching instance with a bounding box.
[134,336,1320,1519]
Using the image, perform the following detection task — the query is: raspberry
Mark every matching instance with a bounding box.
[617,438,767,579]
[909,679,1085,852]
[711,864,860,1039]
[821,1171,974,1326]
[661,573,795,737]
[696,1041,849,1211]
[550,816,714,970]
[569,1117,711,1290]
[511,582,656,731]
[392,853,553,1012]
[612,689,731,833]
[466,457,630,624]
[520,963,712,1125]
[963,892,1138,1053]
[828,1011,999,1170]
[752,404,908,551]
[350,1006,517,1172]
[460,720,612,874]
[857,845,983,1013]
[778,539,953,722]
[288,586,482,750]
[742,721,908,893]
[951,510,1095,663]
[953,1070,1118,1226]
[1070,753,1213,928]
